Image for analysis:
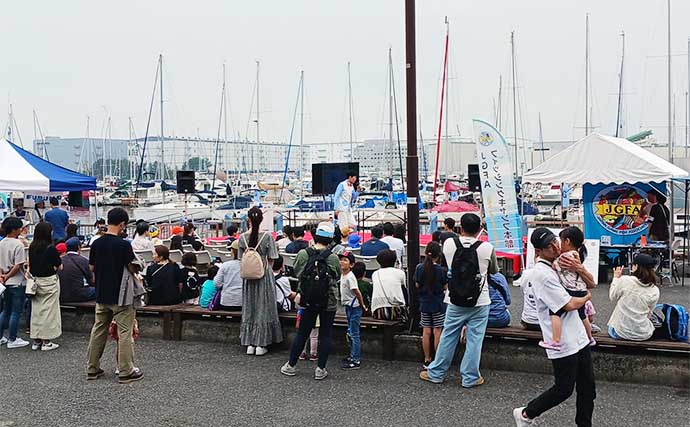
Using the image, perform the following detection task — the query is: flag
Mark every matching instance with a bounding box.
[473,119,523,254]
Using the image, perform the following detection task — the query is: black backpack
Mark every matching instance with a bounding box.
[299,247,334,310]
[449,238,484,307]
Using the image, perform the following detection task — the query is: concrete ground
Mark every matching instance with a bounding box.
[0,332,687,427]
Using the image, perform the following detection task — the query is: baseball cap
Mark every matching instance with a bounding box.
[531,227,557,250]
[171,226,184,235]
[55,243,67,255]
[65,237,81,252]
[338,251,355,265]
[633,253,657,268]
[315,222,335,238]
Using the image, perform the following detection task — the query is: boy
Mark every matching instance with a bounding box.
[352,261,371,313]
[339,251,366,370]
[0,217,30,348]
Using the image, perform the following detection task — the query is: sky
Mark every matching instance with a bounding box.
[2,0,690,151]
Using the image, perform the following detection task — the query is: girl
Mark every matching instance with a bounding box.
[199,265,220,309]
[110,318,139,375]
[414,242,447,370]
[180,252,201,304]
[539,226,596,350]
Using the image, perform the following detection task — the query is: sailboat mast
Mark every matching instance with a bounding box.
[255,60,260,175]
[388,48,394,178]
[348,62,354,161]
[445,18,450,148]
[585,14,590,136]
[538,113,545,163]
[497,76,503,131]
[159,54,165,184]
[300,70,305,191]
[432,19,449,204]
[511,31,519,177]
[223,63,228,180]
[615,31,625,138]
[667,0,672,163]
[686,37,689,158]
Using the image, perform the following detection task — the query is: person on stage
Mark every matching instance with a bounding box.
[334,171,358,231]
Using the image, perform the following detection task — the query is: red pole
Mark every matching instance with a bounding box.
[432,23,450,205]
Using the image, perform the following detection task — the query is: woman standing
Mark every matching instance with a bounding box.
[608,253,660,341]
[239,207,282,355]
[28,222,62,351]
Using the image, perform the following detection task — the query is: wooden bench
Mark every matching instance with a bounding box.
[483,326,690,354]
[60,301,178,340]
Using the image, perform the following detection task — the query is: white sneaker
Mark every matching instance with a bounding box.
[255,346,268,356]
[314,367,328,380]
[31,342,41,351]
[41,342,59,351]
[280,362,297,376]
[246,346,256,355]
[513,407,533,426]
[7,338,30,349]
[0,336,8,345]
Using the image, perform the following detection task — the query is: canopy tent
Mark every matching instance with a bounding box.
[522,133,688,185]
[0,138,96,193]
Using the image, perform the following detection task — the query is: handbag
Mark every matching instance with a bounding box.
[372,272,409,323]
[25,271,37,296]
[0,282,6,296]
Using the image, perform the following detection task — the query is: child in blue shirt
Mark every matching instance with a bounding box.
[199,265,220,309]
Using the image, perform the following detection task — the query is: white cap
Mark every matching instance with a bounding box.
[315,222,335,238]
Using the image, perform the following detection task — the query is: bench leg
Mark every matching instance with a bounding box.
[162,312,173,340]
[172,313,182,341]
[382,328,395,361]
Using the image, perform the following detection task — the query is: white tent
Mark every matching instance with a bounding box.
[523,133,688,185]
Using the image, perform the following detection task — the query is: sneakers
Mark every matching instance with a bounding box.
[87,369,105,381]
[538,340,562,351]
[422,361,431,371]
[590,323,601,334]
[314,367,328,380]
[41,342,59,351]
[309,353,318,362]
[462,376,485,388]
[299,352,308,360]
[341,359,361,370]
[0,336,8,345]
[419,371,443,384]
[280,362,297,376]
[512,407,533,426]
[589,338,597,347]
[118,368,144,384]
[7,338,30,349]
[246,346,256,355]
[255,347,268,356]
[31,342,41,351]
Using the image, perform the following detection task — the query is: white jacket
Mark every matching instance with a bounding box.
[608,275,659,341]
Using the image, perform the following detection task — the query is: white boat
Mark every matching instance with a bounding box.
[133,195,213,223]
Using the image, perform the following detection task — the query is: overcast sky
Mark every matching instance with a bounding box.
[2,0,689,151]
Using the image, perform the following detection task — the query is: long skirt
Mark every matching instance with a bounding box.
[240,273,283,347]
[30,275,62,340]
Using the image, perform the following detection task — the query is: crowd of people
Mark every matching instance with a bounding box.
[0,196,673,425]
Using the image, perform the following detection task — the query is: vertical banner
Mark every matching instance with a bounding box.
[473,119,523,254]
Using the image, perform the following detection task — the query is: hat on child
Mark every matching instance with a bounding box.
[338,251,355,265]
[633,253,657,268]
[315,222,335,238]
[171,226,184,235]
[347,233,362,249]
[149,225,159,238]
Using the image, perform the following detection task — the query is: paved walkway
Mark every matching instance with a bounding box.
[0,333,687,426]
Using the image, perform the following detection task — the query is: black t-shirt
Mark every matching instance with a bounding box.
[28,245,62,277]
[649,203,670,241]
[170,235,183,251]
[89,234,135,304]
[146,262,183,305]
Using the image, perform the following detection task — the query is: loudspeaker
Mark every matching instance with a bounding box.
[312,162,359,195]
[468,164,481,192]
[176,170,196,194]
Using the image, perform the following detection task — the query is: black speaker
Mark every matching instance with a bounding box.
[468,164,481,192]
[312,162,359,195]
[176,170,196,194]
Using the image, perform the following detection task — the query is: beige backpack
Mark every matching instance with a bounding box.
[240,233,266,280]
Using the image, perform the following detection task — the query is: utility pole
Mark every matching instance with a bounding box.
[511,31,519,178]
[404,0,420,331]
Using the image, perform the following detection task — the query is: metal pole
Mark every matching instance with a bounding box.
[300,70,305,197]
[432,21,449,204]
[585,15,590,136]
[159,54,165,184]
[511,31,519,178]
[348,61,354,161]
[255,60,260,175]
[616,31,625,138]
[667,0,675,275]
[405,0,420,331]
[388,48,394,178]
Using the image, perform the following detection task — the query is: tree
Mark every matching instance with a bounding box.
[181,157,211,171]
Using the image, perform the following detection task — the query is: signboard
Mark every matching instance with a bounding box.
[583,183,666,245]
[473,119,522,254]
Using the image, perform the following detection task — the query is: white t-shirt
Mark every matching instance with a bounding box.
[0,237,26,287]
[518,268,539,325]
[532,260,590,359]
[131,235,155,252]
[340,271,360,307]
[381,236,405,262]
[442,235,497,307]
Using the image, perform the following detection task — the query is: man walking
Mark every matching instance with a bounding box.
[420,213,498,387]
[86,208,143,384]
[513,228,595,426]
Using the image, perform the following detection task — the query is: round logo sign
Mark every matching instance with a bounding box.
[478,131,494,146]
[592,185,648,236]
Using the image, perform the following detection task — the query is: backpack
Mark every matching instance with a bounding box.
[240,233,266,280]
[181,268,201,300]
[208,287,223,311]
[448,238,484,307]
[299,247,334,310]
[652,303,689,341]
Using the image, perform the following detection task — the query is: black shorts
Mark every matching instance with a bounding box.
[549,289,587,320]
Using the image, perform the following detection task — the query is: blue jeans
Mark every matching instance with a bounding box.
[427,304,490,387]
[346,306,362,362]
[0,286,27,340]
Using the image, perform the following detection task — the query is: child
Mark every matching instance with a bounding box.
[109,319,139,376]
[539,226,597,350]
[273,256,296,312]
[352,261,371,314]
[180,252,201,304]
[415,242,447,370]
[199,265,220,309]
[297,309,320,362]
[339,251,366,370]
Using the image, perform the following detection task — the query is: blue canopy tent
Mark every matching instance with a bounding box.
[0,138,96,193]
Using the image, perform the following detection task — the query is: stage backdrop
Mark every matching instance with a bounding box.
[583,182,666,245]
